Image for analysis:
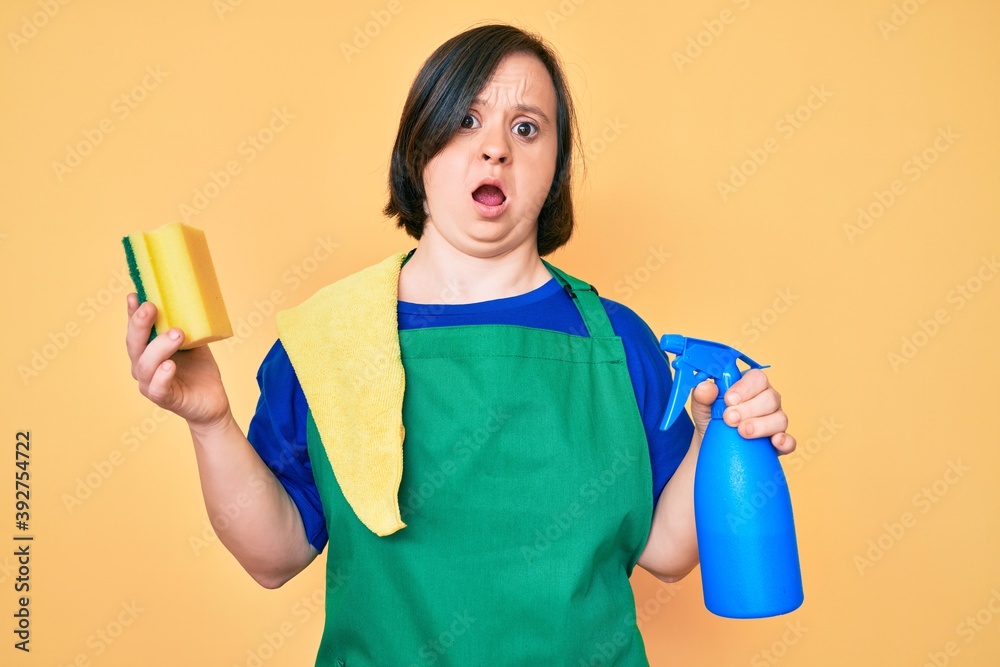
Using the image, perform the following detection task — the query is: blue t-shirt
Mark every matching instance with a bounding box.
[247,274,695,553]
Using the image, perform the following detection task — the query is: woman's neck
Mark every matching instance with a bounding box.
[397,240,552,305]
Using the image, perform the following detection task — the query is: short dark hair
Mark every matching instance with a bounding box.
[382,23,583,256]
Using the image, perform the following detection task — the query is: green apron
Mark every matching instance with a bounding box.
[304,256,654,666]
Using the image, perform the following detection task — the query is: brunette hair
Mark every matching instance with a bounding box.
[382,23,583,256]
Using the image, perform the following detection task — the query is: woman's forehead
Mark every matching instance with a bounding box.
[473,54,556,113]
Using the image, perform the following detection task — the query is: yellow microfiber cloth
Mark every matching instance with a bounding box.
[275,252,409,537]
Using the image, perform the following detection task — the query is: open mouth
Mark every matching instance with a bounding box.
[471,184,507,207]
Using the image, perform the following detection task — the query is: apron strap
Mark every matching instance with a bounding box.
[541,259,615,338]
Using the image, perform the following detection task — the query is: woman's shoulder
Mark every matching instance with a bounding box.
[254,337,296,388]
[598,295,661,349]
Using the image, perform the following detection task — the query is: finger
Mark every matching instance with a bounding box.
[725,368,772,406]
[126,300,161,370]
[135,327,186,386]
[125,293,141,375]
[146,355,178,405]
[723,388,781,425]
[772,432,797,456]
[734,410,789,440]
[691,379,718,406]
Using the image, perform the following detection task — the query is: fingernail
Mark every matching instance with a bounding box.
[169,330,181,340]
[728,392,741,405]
[745,422,755,436]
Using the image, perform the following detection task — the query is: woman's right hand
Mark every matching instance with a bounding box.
[125,293,232,430]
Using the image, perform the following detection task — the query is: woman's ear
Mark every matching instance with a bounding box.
[423,199,430,216]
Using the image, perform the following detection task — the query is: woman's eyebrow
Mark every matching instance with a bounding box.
[472,97,552,125]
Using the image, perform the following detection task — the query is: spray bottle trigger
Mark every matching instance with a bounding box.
[659,360,709,431]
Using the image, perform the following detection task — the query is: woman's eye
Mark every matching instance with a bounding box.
[460,114,478,129]
[514,122,537,138]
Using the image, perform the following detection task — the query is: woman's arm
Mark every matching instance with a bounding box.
[126,293,317,588]
[187,411,319,588]
[637,430,701,582]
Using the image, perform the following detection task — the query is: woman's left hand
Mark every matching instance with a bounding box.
[690,369,796,455]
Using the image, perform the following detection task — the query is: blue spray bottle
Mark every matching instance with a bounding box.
[658,335,804,619]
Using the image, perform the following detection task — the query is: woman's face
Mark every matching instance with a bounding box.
[421,52,559,258]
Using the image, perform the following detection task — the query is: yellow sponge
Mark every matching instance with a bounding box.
[122,222,233,349]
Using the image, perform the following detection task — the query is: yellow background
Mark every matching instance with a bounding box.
[2,0,998,665]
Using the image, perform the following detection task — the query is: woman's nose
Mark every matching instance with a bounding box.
[478,121,509,164]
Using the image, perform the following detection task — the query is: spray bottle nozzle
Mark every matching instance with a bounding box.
[658,335,770,432]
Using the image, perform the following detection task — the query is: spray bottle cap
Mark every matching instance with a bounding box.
[658,335,769,431]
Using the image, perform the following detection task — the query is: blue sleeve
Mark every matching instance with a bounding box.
[246,339,329,552]
[602,298,695,508]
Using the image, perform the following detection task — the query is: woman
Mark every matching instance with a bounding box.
[125,23,795,666]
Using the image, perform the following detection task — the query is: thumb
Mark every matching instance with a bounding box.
[689,379,718,436]
[691,378,718,408]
